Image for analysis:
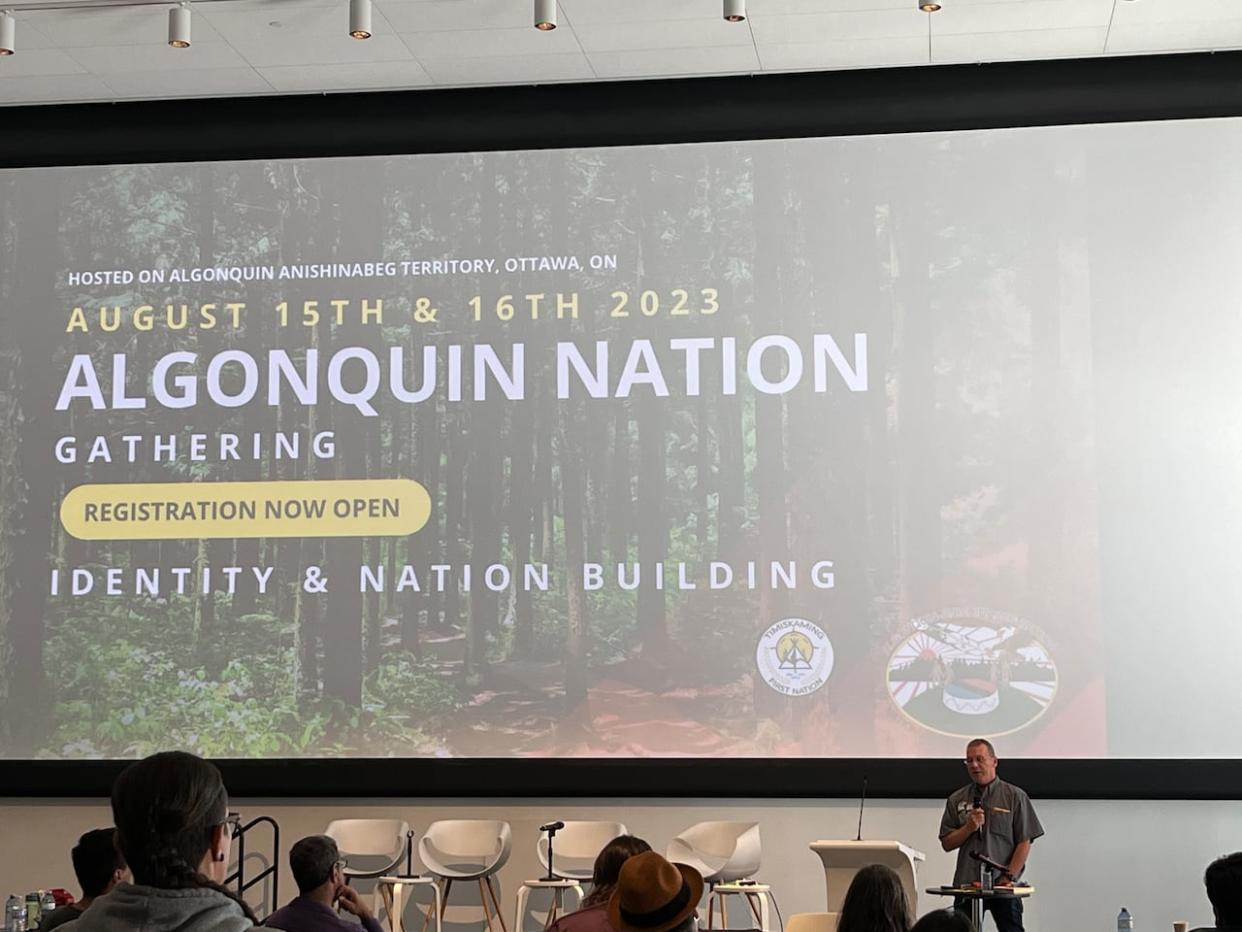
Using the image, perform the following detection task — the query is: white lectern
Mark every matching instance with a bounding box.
[809,840,926,916]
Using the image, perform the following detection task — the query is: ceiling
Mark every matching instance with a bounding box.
[0,0,1240,107]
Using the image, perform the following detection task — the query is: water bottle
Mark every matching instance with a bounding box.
[1117,907,1134,931]
[6,895,25,932]
[23,894,38,931]
[38,894,54,923]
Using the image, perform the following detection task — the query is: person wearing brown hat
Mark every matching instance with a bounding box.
[608,851,704,932]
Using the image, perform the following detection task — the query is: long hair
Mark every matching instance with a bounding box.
[112,751,256,923]
[835,864,911,932]
[580,835,653,908]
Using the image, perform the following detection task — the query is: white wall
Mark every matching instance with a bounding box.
[1,796,1235,932]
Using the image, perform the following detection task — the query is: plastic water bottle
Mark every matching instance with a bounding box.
[1118,907,1134,931]
[39,894,55,923]
[6,895,25,932]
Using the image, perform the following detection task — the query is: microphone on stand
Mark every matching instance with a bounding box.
[855,777,868,842]
[540,822,564,882]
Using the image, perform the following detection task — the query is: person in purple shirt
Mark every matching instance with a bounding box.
[265,836,384,932]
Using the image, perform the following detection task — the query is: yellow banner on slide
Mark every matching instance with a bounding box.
[60,479,432,540]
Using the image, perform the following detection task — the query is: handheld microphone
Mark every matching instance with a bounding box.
[540,821,565,833]
[972,790,983,833]
[855,776,868,842]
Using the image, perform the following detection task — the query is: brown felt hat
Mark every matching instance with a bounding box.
[608,851,703,932]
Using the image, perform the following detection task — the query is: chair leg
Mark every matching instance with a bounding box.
[484,877,508,932]
[745,894,762,926]
[424,881,450,932]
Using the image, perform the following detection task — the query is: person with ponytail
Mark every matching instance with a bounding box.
[63,750,256,932]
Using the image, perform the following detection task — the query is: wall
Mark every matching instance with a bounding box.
[1,796,1235,932]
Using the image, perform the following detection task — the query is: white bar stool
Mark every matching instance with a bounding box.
[376,876,442,932]
[707,882,773,932]
[513,879,583,932]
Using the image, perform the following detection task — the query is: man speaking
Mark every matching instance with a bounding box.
[938,738,1044,932]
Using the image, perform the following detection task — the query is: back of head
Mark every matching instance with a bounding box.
[112,751,228,889]
[72,829,126,898]
[836,864,911,932]
[110,750,254,923]
[1205,851,1242,926]
[290,836,339,895]
[582,835,652,908]
[910,909,976,932]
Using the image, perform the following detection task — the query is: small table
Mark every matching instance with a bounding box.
[376,875,442,932]
[514,879,584,932]
[706,882,773,932]
[924,885,1033,931]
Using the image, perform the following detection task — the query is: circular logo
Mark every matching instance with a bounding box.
[885,608,1058,738]
[755,618,834,697]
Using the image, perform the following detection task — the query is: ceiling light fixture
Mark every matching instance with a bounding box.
[167,2,190,47]
[919,1,941,10]
[349,0,371,39]
[0,10,14,55]
[533,0,555,30]
[723,0,745,22]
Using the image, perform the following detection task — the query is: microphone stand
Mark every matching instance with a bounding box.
[402,830,416,878]
[543,825,560,882]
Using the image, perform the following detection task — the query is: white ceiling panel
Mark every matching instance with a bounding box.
[573,19,752,54]
[0,47,85,77]
[933,26,1108,64]
[373,0,536,31]
[69,40,250,73]
[1106,19,1242,54]
[1111,0,1242,25]
[588,44,761,79]
[259,58,432,91]
[400,25,581,59]
[23,5,224,48]
[931,0,1113,35]
[750,10,929,46]
[202,5,411,67]
[557,0,718,26]
[0,72,113,101]
[417,50,594,84]
[100,65,272,96]
[759,35,928,70]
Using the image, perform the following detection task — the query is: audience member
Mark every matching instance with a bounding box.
[265,836,383,932]
[607,851,703,932]
[1192,851,1242,932]
[61,750,256,932]
[547,835,651,932]
[910,909,976,932]
[40,829,130,932]
[835,864,912,932]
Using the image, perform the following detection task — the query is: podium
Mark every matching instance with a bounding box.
[809,841,926,916]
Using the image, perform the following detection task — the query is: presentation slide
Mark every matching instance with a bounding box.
[1,116,1239,761]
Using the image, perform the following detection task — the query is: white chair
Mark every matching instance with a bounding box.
[418,820,512,932]
[666,822,764,931]
[516,821,629,931]
[325,820,436,932]
[786,912,838,932]
[325,819,410,883]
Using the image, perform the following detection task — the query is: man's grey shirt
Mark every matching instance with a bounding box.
[939,777,1045,887]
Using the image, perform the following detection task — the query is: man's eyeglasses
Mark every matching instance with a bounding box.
[224,813,243,835]
[334,858,349,872]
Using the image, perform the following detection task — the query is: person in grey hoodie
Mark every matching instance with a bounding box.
[61,751,257,932]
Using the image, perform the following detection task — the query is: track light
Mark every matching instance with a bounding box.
[0,11,14,56]
[168,3,190,48]
[723,0,745,22]
[349,0,371,39]
[533,0,555,30]
[919,1,941,10]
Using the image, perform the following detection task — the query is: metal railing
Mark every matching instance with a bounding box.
[225,814,280,919]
